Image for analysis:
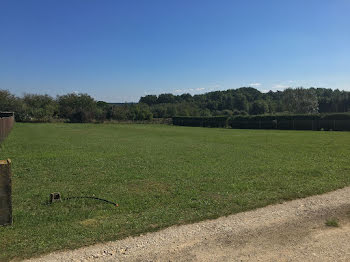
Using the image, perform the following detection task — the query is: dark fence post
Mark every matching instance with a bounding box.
[0,159,12,226]
[0,113,14,226]
[0,112,14,143]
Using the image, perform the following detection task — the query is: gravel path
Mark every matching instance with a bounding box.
[25,187,350,262]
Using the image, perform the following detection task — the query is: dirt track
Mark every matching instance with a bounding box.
[25,187,350,262]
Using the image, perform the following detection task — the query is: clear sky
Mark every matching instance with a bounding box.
[1,0,349,102]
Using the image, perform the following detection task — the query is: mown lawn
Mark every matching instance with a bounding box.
[1,123,350,261]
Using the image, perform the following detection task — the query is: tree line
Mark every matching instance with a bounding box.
[0,90,152,122]
[140,87,350,117]
[0,87,349,122]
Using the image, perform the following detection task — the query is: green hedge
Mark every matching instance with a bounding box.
[230,113,350,121]
[172,116,228,128]
[228,113,350,131]
[173,113,350,131]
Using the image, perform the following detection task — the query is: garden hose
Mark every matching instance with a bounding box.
[63,196,119,207]
[49,192,119,207]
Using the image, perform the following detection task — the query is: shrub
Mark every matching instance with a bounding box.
[58,93,98,123]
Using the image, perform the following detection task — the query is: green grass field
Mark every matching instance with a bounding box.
[1,123,350,260]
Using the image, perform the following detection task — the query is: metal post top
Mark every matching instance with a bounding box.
[0,159,11,165]
[0,112,14,117]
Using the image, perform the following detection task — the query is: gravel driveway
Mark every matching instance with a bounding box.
[24,187,350,262]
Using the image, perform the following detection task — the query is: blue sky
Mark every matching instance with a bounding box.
[1,0,349,102]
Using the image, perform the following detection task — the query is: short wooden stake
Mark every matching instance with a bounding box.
[0,159,12,226]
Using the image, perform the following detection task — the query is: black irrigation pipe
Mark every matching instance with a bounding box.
[62,196,119,207]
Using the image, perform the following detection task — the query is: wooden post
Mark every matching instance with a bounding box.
[0,159,12,226]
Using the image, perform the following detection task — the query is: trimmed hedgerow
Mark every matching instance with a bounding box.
[172,116,228,128]
[173,113,350,131]
[228,113,350,131]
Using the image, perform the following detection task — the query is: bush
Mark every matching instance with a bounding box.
[57,93,98,123]
[22,94,59,122]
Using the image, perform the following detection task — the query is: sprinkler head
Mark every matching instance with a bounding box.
[49,192,61,203]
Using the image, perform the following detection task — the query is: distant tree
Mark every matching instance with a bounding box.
[200,108,211,116]
[0,90,25,121]
[223,95,235,111]
[110,105,129,120]
[129,104,153,120]
[96,101,109,109]
[0,90,22,111]
[233,93,249,112]
[165,105,177,117]
[207,101,219,111]
[150,104,167,118]
[282,88,318,114]
[236,87,262,102]
[139,95,158,105]
[250,100,269,115]
[22,94,58,121]
[157,93,176,104]
[180,93,193,102]
[175,103,190,116]
[96,101,111,120]
[58,93,98,122]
